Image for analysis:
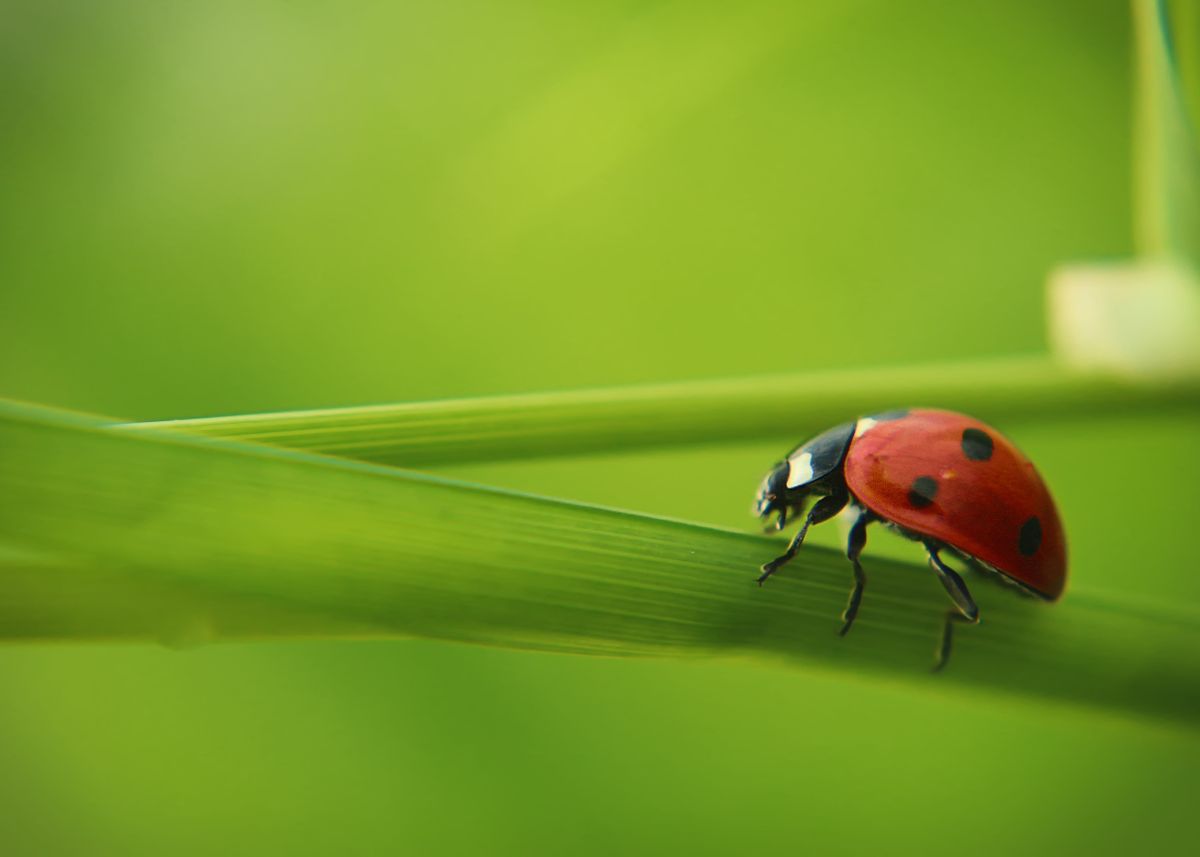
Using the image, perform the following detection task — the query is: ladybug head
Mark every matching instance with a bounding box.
[753,421,857,531]
[753,460,792,528]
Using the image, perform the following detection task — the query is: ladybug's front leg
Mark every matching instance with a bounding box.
[924,542,980,671]
[757,492,847,585]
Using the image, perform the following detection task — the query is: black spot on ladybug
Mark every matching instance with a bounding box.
[869,409,910,422]
[961,428,994,461]
[1019,516,1042,556]
[908,476,938,508]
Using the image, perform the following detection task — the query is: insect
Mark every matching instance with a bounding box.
[753,409,1066,669]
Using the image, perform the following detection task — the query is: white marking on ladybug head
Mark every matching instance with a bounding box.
[786,452,814,488]
[854,418,878,439]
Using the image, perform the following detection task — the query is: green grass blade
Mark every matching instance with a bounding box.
[4,398,1198,726]
[120,356,1200,467]
[1134,0,1200,265]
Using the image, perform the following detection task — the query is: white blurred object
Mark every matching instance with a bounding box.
[1047,259,1200,378]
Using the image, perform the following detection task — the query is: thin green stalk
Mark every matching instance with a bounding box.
[1133,0,1200,265]
[2,398,1198,727]
[119,356,1200,467]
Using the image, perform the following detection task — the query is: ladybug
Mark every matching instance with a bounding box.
[753,409,1066,669]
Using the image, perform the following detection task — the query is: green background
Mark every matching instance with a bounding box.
[2,2,1197,855]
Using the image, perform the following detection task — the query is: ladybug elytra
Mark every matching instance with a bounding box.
[753,409,1066,669]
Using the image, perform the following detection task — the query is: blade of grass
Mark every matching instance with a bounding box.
[120,356,1200,467]
[3,398,1198,727]
[1134,0,1200,266]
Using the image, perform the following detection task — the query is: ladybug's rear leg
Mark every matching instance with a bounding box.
[924,542,980,671]
[935,612,977,673]
[757,492,847,585]
[838,510,875,636]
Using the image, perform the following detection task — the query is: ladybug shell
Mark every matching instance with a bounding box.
[843,410,1067,600]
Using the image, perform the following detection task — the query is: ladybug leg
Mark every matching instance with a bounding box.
[838,510,874,636]
[927,546,979,618]
[924,542,980,671]
[760,505,788,534]
[935,613,977,673]
[757,492,847,585]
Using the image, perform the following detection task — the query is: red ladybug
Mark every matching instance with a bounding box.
[753,409,1066,668]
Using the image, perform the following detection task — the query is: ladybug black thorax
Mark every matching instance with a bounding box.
[782,420,855,491]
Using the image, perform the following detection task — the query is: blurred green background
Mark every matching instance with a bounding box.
[2,1,1198,855]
